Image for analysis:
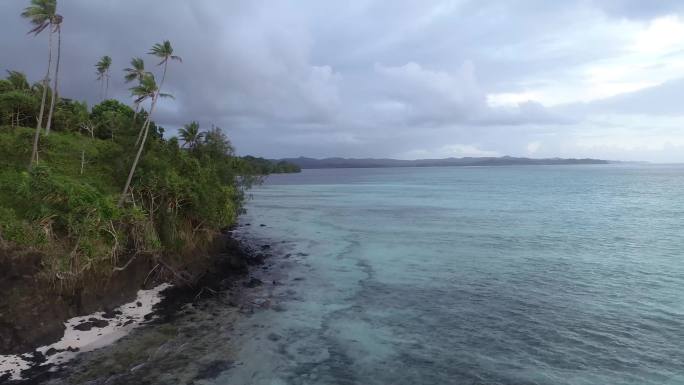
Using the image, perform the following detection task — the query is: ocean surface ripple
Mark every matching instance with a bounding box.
[220,165,684,385]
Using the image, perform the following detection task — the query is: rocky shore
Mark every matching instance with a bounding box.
[0,228,276,384]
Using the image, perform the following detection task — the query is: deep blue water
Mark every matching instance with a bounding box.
[223,165,684,385]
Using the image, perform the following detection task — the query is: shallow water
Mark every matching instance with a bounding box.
[221,165,684,385]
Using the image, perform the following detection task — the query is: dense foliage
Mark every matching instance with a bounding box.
[0,68,294,288]
[2,0,300,290]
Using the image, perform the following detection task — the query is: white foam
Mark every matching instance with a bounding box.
[0,283,170,381]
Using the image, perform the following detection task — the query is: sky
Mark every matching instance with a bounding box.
[2,1,684,162]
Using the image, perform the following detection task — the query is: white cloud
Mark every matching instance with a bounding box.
[632,15,684,54]
[442,144,500,157]
[400,144,499,159]
[487,92,542,107]
[526,141,541,154]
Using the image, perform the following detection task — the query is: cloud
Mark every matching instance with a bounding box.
[526,141,542,154]
[400,144,500,159]
[1,0,684,161]
[371,61,485,126]
[559,78,684,116]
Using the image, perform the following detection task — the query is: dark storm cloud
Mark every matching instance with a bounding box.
[2,1,684,161]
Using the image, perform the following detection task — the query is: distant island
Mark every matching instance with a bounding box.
[240,156,301,174]
[277,156,610,169]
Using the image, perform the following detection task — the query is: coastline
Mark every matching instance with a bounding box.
[0,226,279,384]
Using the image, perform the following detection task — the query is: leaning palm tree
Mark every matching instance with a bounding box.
[22,0,57,166]
[148,40,182,90]
[5,70,30,91]
[123,57,148,121]
[95,55,112,101]
[44,12,63,136]
[118,74,173,207]
[178,121,203,149]
[123,57,147,83]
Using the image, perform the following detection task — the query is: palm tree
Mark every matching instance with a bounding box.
[5,71,30,91]
[123,57,148,121]
[148,40,182,90]
[118,74,173,207]
[95,56,112,101]
[21,0,57,166]
[44,12,63,136]
[119,41,181,207]
[178,121,203,149]
[124,57,147,83]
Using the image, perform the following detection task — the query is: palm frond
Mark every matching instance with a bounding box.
[123,72,137,83]
[149,40,180,66]
[21,0,56,36]
[28,22,50,35]
[95,55,112,74]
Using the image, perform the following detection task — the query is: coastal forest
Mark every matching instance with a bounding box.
[0,0,297,292]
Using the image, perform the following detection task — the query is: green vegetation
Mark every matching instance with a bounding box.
[95,55,112,101]
[0,110,250,288]
[0,0,298,291]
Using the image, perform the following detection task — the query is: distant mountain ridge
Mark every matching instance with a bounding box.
[277,156,610,169]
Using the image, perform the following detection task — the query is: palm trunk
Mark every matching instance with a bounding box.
[132,102,140,123]
[118,95,159,207]
[30,28,53,168]
[45,25,61,136]
[105,72,109,100]
[158,61,168,94]
[134,104,147,147]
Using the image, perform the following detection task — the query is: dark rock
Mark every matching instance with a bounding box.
[45,347,60,356]
[260,244,271,250]
[267,333,282,342]
[73,322,93,332]
[88,318,110,328]
[26,350,46,365]
[195,360,233,380]
[101,309,122,319]
[247,254,266,266]
[74,318,108,331]
[136,302,142,307]
[66,346,79,352]
[243,278,263,288]
[259,224,266,227]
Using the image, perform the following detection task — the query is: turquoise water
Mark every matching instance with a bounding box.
[224,165,684,385]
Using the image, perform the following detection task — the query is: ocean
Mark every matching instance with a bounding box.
[221,165,684,385]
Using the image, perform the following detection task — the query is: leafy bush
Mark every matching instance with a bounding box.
[0,69,291,287]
